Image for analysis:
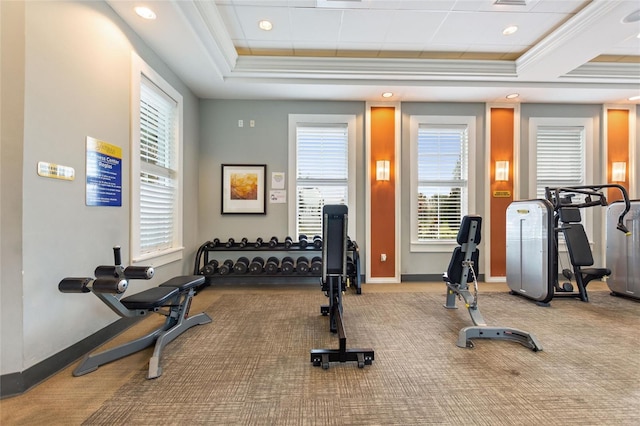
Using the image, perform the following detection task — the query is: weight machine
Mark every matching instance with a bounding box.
[58,246,212,379]
[444,215,542,351]
[506,184,631,305]
[310,205,374,369]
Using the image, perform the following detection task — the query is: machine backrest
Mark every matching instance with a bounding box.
[563,224,594,267]
[322,204,348,278]
[446,215,482,284]
[457,215,482,245]
[447,247,480,284]
[559,206,582,223]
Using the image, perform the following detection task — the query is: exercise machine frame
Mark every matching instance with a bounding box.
[506,184,631,305]
[310,205,374,369]
[444,215,542,351]
[58,246,212,379]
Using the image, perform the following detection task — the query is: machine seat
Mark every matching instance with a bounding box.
[121,286,179,310]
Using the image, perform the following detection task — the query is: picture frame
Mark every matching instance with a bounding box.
[221,164,267,214]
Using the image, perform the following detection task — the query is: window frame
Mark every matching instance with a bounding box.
[288,114,357,238]
[130,53,184,266]
[409,115,476,252]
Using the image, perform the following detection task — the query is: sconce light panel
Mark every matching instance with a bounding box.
[495,160,509,182]
[376,160,390,181]
[612,162,626,182]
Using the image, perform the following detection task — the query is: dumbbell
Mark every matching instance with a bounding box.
[254,237,264,248]
[313,235,322,248]
[239,237,249,248]
[205,238,220,249]
[284,236,293,248]
[269,236,279,248]
[234,256,250,274]
[225,238,235,248]
[311,256,322,274]
[298,234,309,248]
[265,256,280,274]
[201,259,219,276]
[296,256,310,274]
[346,257,355,276]
[347,237,355,250]
[218,259,234,275]
[249,257,265,274]
[281,256,295,274]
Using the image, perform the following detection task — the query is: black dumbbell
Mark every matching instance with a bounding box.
[311,256,322,274]
[201,259,219,276]
[218,259,234,275]
[284,236,293,248]
[234,256,250,274]
[265,256,280,274]
[313,235,322,248]
[281,256,295,274]
[347,256,356,276]
[347,237,355,250]
[298,234,309,248]
[239,237,249,248]
[269,236,279,248]
[205,238,220,249]
[296,256,310,274]
[225,238,235,248]
[249,257,265,274]
[254,237,264,248]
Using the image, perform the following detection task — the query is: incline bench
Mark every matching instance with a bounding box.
[58,246,212,379]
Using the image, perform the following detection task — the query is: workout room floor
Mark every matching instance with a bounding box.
[0,282,640,426]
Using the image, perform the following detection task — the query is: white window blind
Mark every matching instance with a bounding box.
[536,126,585,199]
[296,124,348,237]
[417,124,468,240]
[138,77,178,254]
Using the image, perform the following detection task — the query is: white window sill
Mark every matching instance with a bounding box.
[410,241,457,253]
[132,246,183,267]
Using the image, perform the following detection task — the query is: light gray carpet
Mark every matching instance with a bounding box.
[84,289,640,425]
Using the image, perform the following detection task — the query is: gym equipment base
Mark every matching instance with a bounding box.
[310,304,374,369]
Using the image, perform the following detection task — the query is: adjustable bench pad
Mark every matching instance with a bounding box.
[121,286,179,310]
[159,275,205,292]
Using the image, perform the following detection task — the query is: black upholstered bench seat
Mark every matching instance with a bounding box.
[121,286,179,310]
[159,275,205,291]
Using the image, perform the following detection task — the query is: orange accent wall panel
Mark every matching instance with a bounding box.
[370,107,396,278]
[490,108,514,277]
[607,109,629,202]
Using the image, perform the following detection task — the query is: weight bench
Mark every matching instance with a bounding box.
[559,207,611,302]
[443,215,542,351]
[59,247,212,379]
[310,205,374,369]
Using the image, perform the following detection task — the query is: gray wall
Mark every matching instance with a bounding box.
[1,0,200,375]
[198,99,366,258]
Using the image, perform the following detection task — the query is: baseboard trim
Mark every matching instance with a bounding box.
[401,274,485,282]
[0,317,139,399]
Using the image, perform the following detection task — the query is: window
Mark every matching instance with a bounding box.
[288,114,356,238]
[410,115,476,251]
[529,117,592,200]
[529,117,593,239]
[131,54,183,265]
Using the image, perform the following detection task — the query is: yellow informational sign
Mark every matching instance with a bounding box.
[86,136,123,207]
[493,190,512,198]
[37,161,75,181]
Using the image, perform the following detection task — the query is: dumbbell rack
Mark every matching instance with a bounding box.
[193,238,362,294]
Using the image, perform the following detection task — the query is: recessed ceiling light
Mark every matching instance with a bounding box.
[134,6,156,20]
[629,95,640,101]
[382,92,393,98]
[506,93,520,99]
[259,20,273,31]
[502,25,518,36]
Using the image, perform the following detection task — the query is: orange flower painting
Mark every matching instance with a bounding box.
[230,172,258,200]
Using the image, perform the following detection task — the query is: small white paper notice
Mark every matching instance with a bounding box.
[270,190,286,203]
[272,172,285,189]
